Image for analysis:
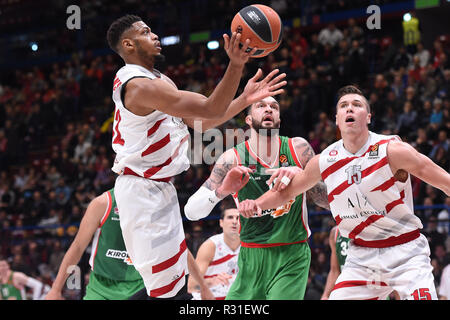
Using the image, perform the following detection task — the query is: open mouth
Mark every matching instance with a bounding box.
[345,116,355,123]
[263,115,274,122]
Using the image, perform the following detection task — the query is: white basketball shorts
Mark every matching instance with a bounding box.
[114,174,188,298]
[329,234,437,300]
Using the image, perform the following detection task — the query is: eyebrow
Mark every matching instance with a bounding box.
[339,99,363,105]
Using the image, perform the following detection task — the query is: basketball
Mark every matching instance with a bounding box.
[231,4,283,58]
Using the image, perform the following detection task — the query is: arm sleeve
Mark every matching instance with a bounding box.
[184,187,221,221]
[25,277,44,300]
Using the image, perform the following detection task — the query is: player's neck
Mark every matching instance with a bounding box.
[124,57,154,73]
[249,133,279,164]
[342,129,370,154]
[0,270,10,283]
[223,233,240,251]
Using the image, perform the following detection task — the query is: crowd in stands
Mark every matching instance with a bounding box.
[0,1,449,299]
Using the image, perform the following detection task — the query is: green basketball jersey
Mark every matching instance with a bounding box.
[89,189,142,282]
[233,136,310,246]
[335,228,350,271]
[0,273,23,300]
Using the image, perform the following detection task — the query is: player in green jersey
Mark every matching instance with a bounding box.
[0,256,48,300]
[321,226,349,299]
[45,189,213,300]
[185,96,329,299]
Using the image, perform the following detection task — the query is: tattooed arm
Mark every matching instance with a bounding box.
[184,149,240,220]
[202,149,238,198]
[293,137,330,210]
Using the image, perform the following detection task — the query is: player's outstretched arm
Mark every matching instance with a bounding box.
[186,249,214,300]
[125,32,256,120]
[184,149,252,221]
[239,155,322,218]
[13,272,44,300]
[387,140,450,196]
[185,69,287,132]
[45,193,107,300]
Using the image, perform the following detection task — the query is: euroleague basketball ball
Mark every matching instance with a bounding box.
[231,4,283,58]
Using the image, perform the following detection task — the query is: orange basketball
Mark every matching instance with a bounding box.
[231,4,283,58]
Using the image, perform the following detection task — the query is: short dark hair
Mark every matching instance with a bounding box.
[220,198,237,219]
[107,14,142,53]
[336,85,370,112]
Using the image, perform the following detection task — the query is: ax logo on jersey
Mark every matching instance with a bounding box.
[340,193,386,219]
[106,249,133,265]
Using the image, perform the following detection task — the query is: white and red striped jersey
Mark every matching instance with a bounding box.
[319,131,423,248]
[111,64,190,179]
[199,233,240,300]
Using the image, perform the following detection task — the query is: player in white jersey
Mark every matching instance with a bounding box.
[106,15,286,298]
[188,208,240,300]
[238,85,450,300]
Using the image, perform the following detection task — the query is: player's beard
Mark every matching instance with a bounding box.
[251,118,280,137]
[135,40,165,66]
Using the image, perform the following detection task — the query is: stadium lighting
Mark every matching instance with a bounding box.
[30,42,38,51]
[207,40,219,50]
[403,13,412,22]
[161,35,180,46]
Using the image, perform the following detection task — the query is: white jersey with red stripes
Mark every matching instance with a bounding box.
[111,63,190,179]
[319,131,423,247]
[193,233,240,300]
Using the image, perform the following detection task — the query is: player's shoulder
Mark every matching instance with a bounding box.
[290,136,309,148]
[217,148,238,166]
[86,192,111,218]
[208,233,223,245]
[197,237,217,257]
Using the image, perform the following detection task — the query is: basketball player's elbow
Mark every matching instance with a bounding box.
[202,101,227,119]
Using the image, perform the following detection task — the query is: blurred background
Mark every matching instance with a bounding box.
[0,0,449,299]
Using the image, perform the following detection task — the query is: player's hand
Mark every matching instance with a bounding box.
[209,272,232,286]
[44,289,65,300]
[223,32,257,67]
[216,166,253,197]
[238,199,262,218]
[266,167,302,192]
[241,68,287,105]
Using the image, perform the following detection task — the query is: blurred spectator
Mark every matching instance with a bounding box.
[423,216,447,257]
[395,101,417,138]
[414,42,430,68]
[318,23,343,48]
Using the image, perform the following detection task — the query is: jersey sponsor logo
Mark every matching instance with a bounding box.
[105,249,133,265]
[111,207,120,221]
[328,150,338,162]
[260,199,295,218]
[368,144,379,159]
[279,154,289,167]
[340,193,387,219]
[329,150,338,156]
